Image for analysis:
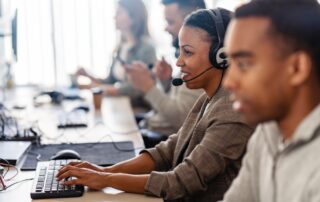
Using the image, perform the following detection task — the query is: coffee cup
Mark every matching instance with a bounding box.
[91,87,103,110]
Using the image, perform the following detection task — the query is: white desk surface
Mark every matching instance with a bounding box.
[0,87,162,202]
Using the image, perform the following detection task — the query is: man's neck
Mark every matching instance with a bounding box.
[279,87,320,140]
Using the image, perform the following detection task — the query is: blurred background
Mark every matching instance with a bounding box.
[0,0,259,88]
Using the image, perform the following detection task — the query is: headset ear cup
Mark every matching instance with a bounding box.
[206,9,228,70]
[216,47,229,69]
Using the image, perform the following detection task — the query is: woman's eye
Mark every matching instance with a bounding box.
[184,50,193,56]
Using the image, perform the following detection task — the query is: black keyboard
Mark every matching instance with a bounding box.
[30,160,84,199]
[57,110,88,128]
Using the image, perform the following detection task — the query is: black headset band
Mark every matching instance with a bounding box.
[207,9,225,50]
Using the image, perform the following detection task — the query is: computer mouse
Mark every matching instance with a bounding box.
[50,149,81,160]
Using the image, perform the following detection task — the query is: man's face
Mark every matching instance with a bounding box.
[164,3,185,40]
[224,17,294,125]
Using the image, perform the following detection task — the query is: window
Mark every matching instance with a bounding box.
[3,0,245,87]
[10,0,173,87]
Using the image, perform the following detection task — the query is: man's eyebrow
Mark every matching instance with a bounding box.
[228,51,254,59]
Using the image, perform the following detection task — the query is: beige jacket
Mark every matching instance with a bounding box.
[142,88,254,201]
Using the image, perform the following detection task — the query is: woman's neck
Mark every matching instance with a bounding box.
[205,70,224,99]
[122,31,136,45]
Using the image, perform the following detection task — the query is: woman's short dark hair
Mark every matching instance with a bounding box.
[118,0,149,40]
[235,0,320,77]
[183,8,232,50]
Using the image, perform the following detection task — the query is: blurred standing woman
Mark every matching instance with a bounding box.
[75,0,156,108]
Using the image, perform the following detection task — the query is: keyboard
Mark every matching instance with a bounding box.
[57,110,88,128]
[30,160,84,199]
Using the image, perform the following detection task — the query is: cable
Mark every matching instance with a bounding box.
[103,122,139,135]
[0,178,34,192]
[85,132,144,152]
[0,158,11,177]
[0,107,42,143]
[28,151,42,161]
[0,162,19,181]
[0,176,6,189]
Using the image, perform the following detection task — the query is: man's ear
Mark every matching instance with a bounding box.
[287,51,313,86]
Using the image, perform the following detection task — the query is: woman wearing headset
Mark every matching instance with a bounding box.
[58,8,253,202]
[75,0,156,109]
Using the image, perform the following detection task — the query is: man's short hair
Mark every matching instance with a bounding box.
[234,0,320,77]
[161,0,206,17]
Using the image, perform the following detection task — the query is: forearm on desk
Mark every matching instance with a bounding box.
[106,173,149,194]
[104,153,156,174]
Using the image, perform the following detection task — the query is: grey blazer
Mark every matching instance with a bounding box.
[104,36,156,107]
[142,88,254,202]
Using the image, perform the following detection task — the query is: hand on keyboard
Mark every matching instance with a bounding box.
[30,160,84,199]
[56,165,110,190]
[65,161,105,172]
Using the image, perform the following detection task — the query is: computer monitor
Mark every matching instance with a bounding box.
[0,9,17,61]
[11,9,17,61]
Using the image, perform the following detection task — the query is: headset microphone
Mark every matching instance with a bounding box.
[171,66,213,86]
[172,78,184,86]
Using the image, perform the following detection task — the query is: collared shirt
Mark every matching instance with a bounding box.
[222,104,320,202]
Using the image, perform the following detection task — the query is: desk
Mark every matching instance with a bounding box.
[0,87,162,202]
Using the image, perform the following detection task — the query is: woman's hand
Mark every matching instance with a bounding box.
[56,165,111,190]
[67,161,105,172]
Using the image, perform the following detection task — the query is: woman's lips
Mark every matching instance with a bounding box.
[181,72,190,81]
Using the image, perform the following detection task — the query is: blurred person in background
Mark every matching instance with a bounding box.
[74,0,156,109]
[125,0,206,148]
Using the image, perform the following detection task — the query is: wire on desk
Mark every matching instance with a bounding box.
[103,122,139,135]
[0,162,19,181]
[28,151,42,161]
[86,132,144,152]
[0,178,34,192]
[0,158,10,177]
[74,120,139,137]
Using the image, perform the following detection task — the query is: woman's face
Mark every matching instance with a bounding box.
[115,5,132,32]
[176,26,216,91]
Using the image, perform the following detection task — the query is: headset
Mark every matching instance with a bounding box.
[207,8,229,70]
[171,8,229,86]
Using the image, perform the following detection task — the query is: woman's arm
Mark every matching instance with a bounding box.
[56,153,155,193]
[104,152,156,174]
[57,165,150,193]
[66,152,156,174]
